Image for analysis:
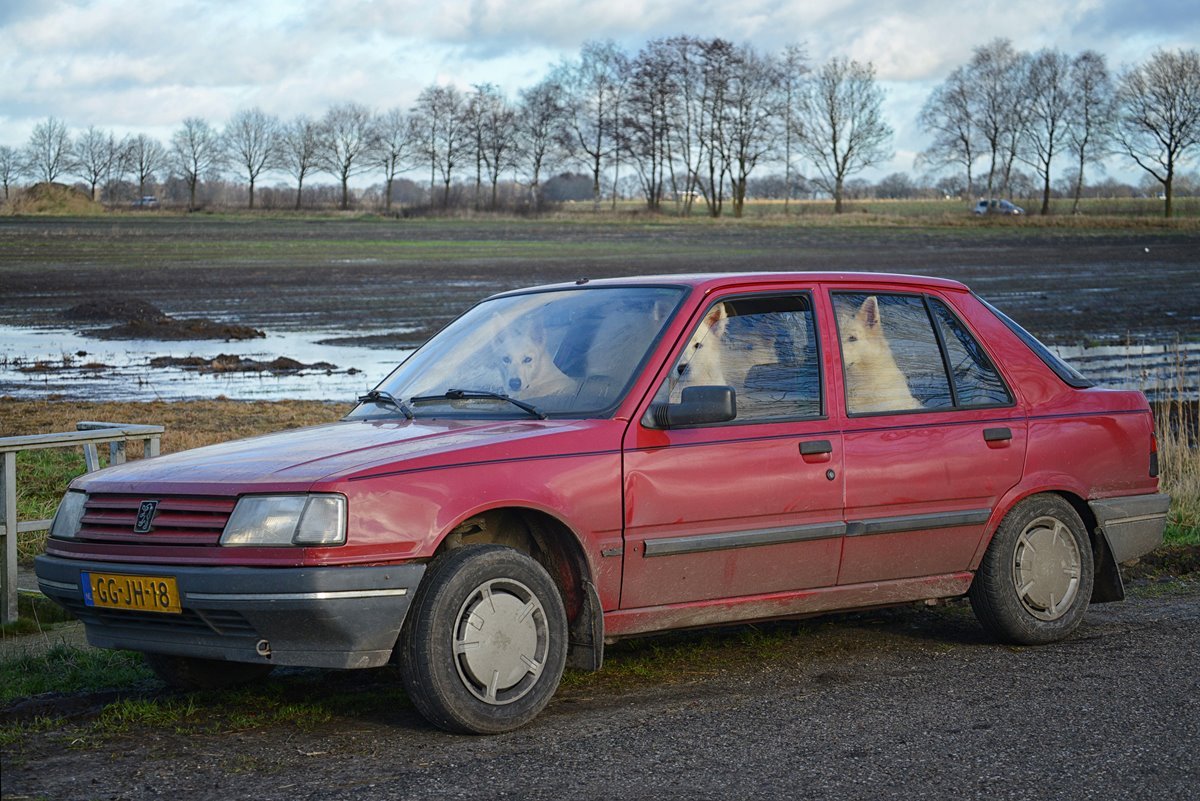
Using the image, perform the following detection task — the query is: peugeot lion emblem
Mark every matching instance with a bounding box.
[134,500,159,533]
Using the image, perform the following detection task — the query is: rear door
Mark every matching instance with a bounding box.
[828,287,1028,585]
[620,288,845,609]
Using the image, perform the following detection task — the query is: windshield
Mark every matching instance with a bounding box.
[350,286,686,419]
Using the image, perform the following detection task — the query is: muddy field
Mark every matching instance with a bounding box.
[1,216,1198,346]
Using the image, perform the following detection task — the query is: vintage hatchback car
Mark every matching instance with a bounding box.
[37,273,1168,733]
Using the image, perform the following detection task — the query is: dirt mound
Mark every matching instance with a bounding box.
[64,297,170,323]
[3,182,104,216]
[97,317,265,341]
[63,296,266,341]
[149,354,338,373]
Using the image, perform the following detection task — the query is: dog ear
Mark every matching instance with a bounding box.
[703,302,729,331]
[857,296,881,330]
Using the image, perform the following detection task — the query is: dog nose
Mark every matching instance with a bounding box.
[508,378,522,392]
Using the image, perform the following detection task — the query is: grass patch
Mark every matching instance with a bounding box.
[0,645,152,705]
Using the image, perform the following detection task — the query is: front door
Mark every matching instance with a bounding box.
[620,290,845,609]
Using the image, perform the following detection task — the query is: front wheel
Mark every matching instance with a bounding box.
[398,544,568,734]
[970,494,1094,645]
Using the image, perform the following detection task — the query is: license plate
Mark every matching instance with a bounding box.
[82,572,182,614]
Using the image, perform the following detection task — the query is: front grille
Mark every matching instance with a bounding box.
[78,494,235,546]
[60,597,259,638]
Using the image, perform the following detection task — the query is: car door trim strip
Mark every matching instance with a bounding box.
[643,522,847,557]
[845,508,992,537]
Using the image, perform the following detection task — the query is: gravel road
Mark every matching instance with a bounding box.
[4,581,1197,801]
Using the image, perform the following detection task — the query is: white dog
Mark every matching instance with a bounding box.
[837,295,920,413]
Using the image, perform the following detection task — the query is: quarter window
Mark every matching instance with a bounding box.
[928,298,1012,407]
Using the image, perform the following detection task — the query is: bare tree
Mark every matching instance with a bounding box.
[794,57,893,212]
[464,84,503,209]
[967,39,1026,202]
[0,145,22,200]
[624,38,678,210]
[318,102,376,210]
[24,117,74,184]
[373,107,416,213]
[696,38,738,217]
[476,90,519,210]
[516,78,564,209]
[279,115,321,210]
[1066,51,1114,214]
[126,133,167,199]
[918,65,979,198]
[554,40,629,209]
[73,126,121,202]
[1115,48,1200,218]
[412,85,467,209]
[225,107,280,209]
[779,44,809,214]
[718,44,784,218]
[171,117,225,211]
[663,35,710,214]
[1021,49,1074,215]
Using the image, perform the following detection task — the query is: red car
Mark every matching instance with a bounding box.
[37,273,1168,733]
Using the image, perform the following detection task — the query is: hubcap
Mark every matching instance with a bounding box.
[453,578,547,706]
[1012,515,1082,621]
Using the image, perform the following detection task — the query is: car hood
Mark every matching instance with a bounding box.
[73,417,621,495]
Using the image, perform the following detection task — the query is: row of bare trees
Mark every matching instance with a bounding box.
[919,41,1200,217]
[1,37,893,216]
[3,38,1196,216]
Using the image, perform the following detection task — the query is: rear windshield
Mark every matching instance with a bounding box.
[975,294,1093,388]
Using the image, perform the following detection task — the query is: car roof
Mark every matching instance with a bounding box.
[495,272,971,298]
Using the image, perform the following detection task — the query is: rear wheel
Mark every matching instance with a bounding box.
[399,544,567,734]
[970,494,1094,645]
[144,653,274,690]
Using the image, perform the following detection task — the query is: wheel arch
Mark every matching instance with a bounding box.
[432,505,605,671]
[972,483,1122,604]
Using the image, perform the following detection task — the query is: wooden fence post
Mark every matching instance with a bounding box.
[1,452,17,625]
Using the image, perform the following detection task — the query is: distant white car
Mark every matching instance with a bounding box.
[131,196,159,209]
[974,199,1023,215]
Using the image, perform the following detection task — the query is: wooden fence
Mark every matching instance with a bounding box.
[0,422,163,625]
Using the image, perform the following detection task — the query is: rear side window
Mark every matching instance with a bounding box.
[975,294,1093,388]
[833,292,1014,415]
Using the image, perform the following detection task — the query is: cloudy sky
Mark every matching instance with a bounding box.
[2,0,1197,184]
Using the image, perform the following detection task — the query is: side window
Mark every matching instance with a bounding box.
[653,294,821,423]
[833,293,952,414]
[928,298,1012,407]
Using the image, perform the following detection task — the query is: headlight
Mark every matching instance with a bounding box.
[220,494,347,547]
[50,490,88,540]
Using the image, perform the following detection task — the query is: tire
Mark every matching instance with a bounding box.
[970,494,1094,645]
[399,544,568,734]
[144,653,274,690]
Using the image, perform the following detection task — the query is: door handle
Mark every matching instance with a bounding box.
[983,427,1012,442]
[800,439,833,456]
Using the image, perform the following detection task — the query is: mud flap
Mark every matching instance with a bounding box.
[1090,526,1125,604]
[566,579,604,671]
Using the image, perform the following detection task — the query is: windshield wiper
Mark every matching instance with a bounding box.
[356,389,414,420]
[410,389,548,420]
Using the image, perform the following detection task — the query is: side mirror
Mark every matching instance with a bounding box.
[650,385,736,429]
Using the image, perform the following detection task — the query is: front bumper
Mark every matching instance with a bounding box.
[35,555,425,669]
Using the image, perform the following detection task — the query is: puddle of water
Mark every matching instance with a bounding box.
[1,324,1195,403]
[0,325,411,402]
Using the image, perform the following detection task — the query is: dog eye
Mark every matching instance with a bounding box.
[523,356,533,364]
[846,335,858,343]
[502,356,511,363]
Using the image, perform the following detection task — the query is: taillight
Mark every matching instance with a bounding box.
[1150,430,1160,478]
